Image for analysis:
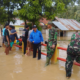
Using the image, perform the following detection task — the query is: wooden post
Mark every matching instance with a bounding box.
[22,42,24,54]
[63,31,64,37]
[59,30,60,37]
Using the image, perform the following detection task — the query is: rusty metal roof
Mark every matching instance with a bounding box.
[54,17,80,30]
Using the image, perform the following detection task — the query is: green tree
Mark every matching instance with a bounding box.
[0,0,26,24]
[0,7,7,35]
[57,4,80,22]
[53,0,76,8]
[76,0,80,4]
[14,0,66,30]
[0,7,7,24]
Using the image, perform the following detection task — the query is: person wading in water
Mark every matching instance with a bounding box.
[65,31,80,79]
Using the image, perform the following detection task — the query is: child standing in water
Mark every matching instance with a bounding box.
[19,36,22,46]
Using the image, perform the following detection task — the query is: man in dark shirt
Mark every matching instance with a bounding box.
[22,25,29,55]
[9,25,18,50]
[4,23,10,55]
[12,26,18,40]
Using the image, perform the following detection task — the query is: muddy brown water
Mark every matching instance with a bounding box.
[0,32,80,80]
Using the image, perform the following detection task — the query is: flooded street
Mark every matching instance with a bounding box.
[0,32,80,80]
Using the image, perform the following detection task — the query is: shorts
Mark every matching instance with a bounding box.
[10,42,14,47]
[27,41,33,49]
[4,42,9,47]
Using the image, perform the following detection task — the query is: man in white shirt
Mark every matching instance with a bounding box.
[26,29,33,56]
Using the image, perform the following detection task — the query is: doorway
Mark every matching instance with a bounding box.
[60,31,63,37]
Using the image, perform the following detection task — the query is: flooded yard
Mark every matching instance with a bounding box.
[0,31,80,80]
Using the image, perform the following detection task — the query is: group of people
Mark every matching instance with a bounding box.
[2,23,18,55]
[22,25,44,60]
[2,21,80,79]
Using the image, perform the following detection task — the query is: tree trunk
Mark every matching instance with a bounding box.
[32,22,35,26]
[25,20,26,25]
[8,3,10,24]
[24,20,27,28]
[1,28,2,36]
[8,10,10,24]
[8,17,10,24]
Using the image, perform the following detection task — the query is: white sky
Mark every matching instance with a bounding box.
[75,2,78,5]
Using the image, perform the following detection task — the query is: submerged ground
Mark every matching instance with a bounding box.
[0,31,80,80]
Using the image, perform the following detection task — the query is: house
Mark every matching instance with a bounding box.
[10,17,80,37]
[52,17,80,37]
[39,17,80,36]
[10,19,24,30]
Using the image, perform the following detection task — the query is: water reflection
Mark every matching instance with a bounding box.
[13,67,22,73]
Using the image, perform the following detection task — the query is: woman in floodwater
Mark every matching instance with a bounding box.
[65,31,80,79]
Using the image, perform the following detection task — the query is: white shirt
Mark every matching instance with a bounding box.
[28,30,33,41]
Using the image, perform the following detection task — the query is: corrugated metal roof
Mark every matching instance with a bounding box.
[52,21,68,30]
[55,17,80,30]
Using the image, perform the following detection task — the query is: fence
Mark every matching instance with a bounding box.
[13,39,80,66]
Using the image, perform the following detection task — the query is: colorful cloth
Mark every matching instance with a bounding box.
[47,27,57,59]
[16,40,19,45]
[10,42,14,47]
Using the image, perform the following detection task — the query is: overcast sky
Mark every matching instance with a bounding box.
[75,2,78,5]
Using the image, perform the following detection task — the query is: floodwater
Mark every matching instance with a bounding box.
[0,31,80,80]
